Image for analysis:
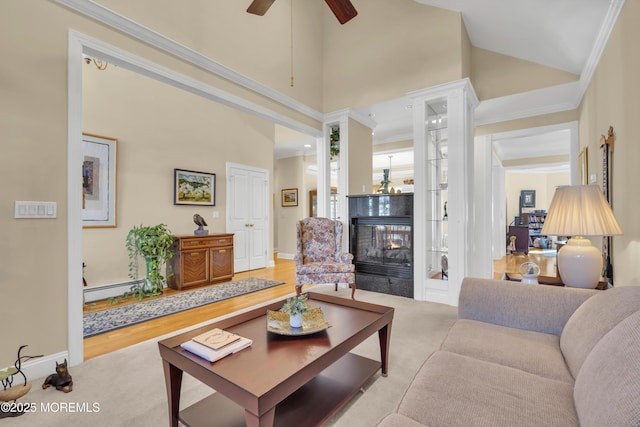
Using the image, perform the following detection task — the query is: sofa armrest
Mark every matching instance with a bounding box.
[458,277,599,336]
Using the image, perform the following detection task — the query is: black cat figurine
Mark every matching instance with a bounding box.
[42,359,73,393]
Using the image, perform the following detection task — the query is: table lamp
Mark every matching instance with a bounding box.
[541,185,622,288]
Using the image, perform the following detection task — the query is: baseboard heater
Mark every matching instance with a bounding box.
[83,279,145,303]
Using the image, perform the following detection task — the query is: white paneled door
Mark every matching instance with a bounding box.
[227,163,269,272]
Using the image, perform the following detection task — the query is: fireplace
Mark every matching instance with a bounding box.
[348,194,413,297]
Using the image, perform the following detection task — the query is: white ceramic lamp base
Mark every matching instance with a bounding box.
[557,237,602,288]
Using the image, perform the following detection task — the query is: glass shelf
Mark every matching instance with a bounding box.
[425,97,449,282]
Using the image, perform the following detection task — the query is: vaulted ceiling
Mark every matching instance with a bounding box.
[276,0,623,176]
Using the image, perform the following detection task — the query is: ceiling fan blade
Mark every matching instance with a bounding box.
[247,0,276,16]
[325,0,358,24]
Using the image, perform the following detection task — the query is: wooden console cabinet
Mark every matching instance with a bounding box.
[167,234,234,290]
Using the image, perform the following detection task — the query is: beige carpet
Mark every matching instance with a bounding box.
[4,287,457,427]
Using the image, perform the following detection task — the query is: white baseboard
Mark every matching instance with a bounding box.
[277,253,295,260]
[4,350,70,384]
[83,280,144,303]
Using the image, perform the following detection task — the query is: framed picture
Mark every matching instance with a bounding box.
[520,190,536,208]
[281,188,298,207]
[174,169,216,205]
[579,146,588,185]
[82,133,117,228]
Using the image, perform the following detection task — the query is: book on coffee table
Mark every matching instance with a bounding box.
[192,328,241,350]
[181,329,252,363]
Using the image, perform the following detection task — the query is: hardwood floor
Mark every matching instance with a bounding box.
[83,259,297,360]
[84,252,555,360]
[492,249,558,279]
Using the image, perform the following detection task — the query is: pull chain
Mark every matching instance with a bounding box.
[290,0,294,87]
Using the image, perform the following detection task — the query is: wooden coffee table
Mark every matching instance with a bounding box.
[158,291,394,427]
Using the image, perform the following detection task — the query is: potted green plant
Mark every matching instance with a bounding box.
[125,223,175,298]
[330,126,340,160]
[280,294,311,328]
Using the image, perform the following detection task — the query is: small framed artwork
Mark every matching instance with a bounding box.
[174,169,216,206]
[521,190,536,208]
[281,188,298,207]
[82,133,117,228]
[579,147,588,185]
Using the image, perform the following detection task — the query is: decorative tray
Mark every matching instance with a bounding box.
[266,308,330,336]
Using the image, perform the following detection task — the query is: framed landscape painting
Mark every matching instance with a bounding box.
[174,169,216,206]
[82,133,117,228]
[281,188,298,207]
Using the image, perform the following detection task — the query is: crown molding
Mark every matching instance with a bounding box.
[52,0,324,123]
[71,30,322,138]
[474,82,579,126]
[324,108,378,130]
[575,0,625,105]
[408,78,479,107]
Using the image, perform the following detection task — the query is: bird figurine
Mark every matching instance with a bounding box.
[193,213,208,235]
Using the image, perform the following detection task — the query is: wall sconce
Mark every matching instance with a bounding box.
[84,56,108,70]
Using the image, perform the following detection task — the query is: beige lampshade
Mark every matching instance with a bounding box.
[541,185,622,237]
[542,185,622,288]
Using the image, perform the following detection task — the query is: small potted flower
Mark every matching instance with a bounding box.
[280,294,311,328]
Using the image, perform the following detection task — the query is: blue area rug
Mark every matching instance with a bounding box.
[83,277,284,337]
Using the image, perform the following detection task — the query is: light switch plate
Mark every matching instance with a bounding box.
[15,201,57,219]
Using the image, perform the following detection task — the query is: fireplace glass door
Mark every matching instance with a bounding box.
[353,220,412,278]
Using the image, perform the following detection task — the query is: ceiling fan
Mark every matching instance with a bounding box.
[247,0,358,25]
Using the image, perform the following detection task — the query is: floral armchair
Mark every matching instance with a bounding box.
[294,217,356,299]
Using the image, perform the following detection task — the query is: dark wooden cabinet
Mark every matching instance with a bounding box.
[167,234,234,290]
[508,226,530,254]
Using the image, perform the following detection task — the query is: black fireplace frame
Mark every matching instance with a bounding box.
[348,194,414,298]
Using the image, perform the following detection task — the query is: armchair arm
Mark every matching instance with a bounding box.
[458,277,599,336]
[336,252,354,263]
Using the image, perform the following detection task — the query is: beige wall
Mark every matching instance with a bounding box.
[2,1,81,367]
[505,172,570,227]
[82,64,274,287]
[274,156,310,256]
[94,0,325,112]
[475,110,579,136]
[322,0,465,111]
[460,16,472,79]
[348,118,373,195]
[578,0,640,285]
[471,47,578,101]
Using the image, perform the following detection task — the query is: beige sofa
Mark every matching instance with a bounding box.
[378,277,640,427]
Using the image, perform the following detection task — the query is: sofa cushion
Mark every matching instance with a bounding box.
[396,351,578,427]
[560,286,640,378]
[573,310,640,427]
[376,413,426,427]
[459,278,597,336]
[441,319,574,383]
